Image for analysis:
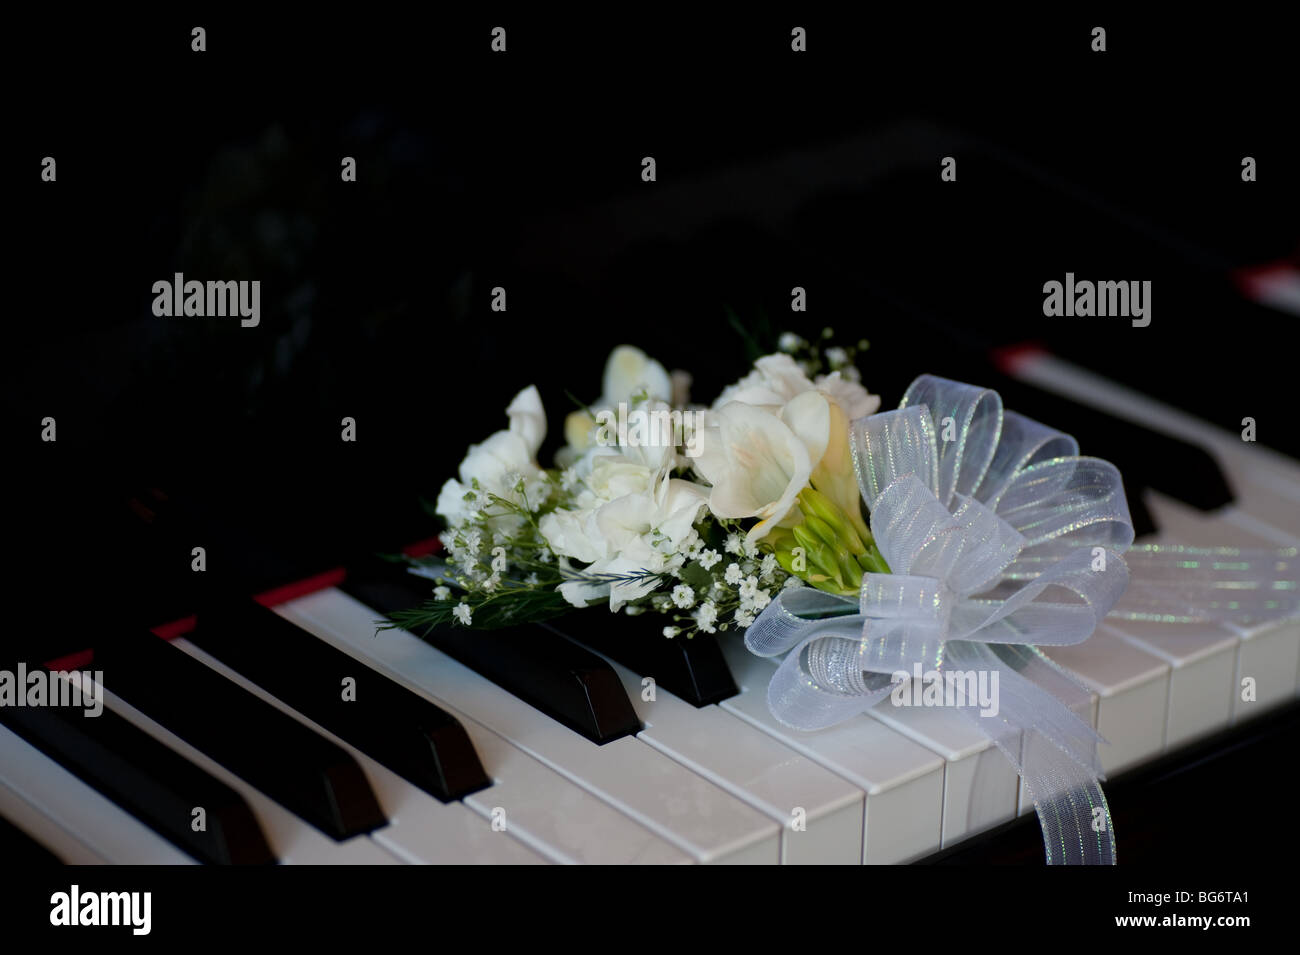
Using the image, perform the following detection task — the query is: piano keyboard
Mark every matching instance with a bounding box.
[3,358,1298,865]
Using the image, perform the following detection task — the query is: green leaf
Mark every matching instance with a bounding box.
[678,560,714,592]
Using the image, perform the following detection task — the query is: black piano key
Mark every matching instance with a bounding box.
[343,559,640,744]
[0,808,61,866]
[988,373,1232,514]
[542,611,739,707]
[0,688,275,865]
[95,631,387,840]
[185,598,491,802]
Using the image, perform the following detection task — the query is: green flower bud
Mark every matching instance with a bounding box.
[792,524,843,586]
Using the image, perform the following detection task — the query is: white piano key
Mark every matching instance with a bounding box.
[0,722,195,865]
[717,635,945,863]
[0,779,110,864]
[181,626,687,866]
[1007,353,1300,708]
[1039,630,1170,776]
[90,679,401,865]
[590,649,864,864]
[1144,492,1300,705]
[1099,617,1237,749]
[169,637,547,865]
[867,700,1019,847]
[278,589,780,864]
[1221,491,1300,547]
[458,721,691,865]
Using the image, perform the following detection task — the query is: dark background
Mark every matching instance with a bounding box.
[8,11,1298,642]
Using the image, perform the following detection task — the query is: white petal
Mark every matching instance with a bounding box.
[780,390,831,471]
[458,430,528,486]
[815,372,881,420]
[656,476,710,545]
[539,508,606,564]
[602,345,673,405]
[595,493,659,552]
[434,478,469,524]
[754,353,815,401]
[558,577,609,609]
[506,385,547,456]
[696,402,811,526]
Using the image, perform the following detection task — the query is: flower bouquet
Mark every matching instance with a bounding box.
[386,335,1299,865]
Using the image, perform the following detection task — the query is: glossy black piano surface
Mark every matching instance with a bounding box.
[4,10,1297,871]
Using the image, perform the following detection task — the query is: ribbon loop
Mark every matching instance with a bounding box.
[746,373,1300,864]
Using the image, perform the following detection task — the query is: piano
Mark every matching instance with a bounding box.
[7,18,1297,865]
[3,346,1297,865]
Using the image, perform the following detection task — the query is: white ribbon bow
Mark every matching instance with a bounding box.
[746,375,1137,864]
[745,374,1300,864]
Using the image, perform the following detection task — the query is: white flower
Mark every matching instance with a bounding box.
[695,601,719,634]
[505,384,547,453]
[681,532,703,559]
[725,533,743,555]
[697,548,721,570]
[452,602,473,625]
[712,352,880,420]
[436,385,549,528]
[825,346,849,368]
[734,609,755,628]
[692,392,830,546]
[671,584,695,609]
[814,370,879,420]
[778,332,803,353]
[759,553,778,580]
[541,442,710,612]
[433,585,451,600]
[663,626,680,638]
[602,345,673,407]
[462,529,483,556]
[724,562,744,585]
[563,346,674,457]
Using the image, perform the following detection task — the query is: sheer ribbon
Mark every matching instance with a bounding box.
[744,375,1300,864]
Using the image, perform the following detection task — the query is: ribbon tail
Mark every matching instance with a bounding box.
[945,641,1115,864]
[1110,543,1300,624]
